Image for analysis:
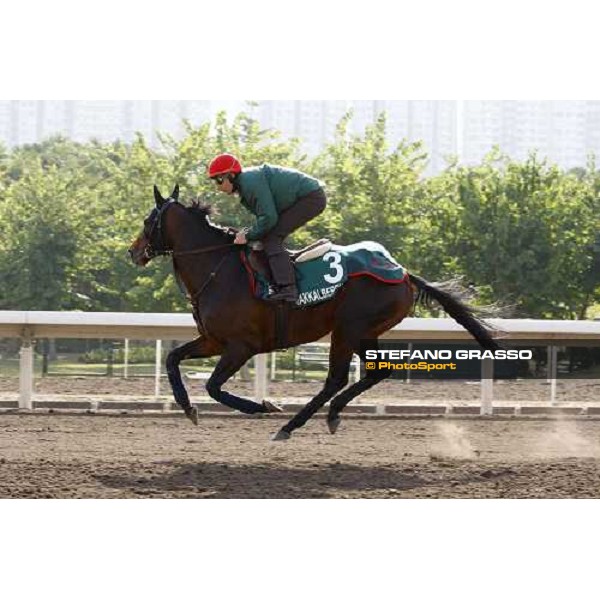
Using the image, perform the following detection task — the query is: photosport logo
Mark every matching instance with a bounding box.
[359,340,600,380]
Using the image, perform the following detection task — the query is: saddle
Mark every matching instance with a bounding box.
[242,239,408,310]
[247,238,332,284]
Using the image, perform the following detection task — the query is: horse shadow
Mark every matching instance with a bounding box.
[95,460,497,498]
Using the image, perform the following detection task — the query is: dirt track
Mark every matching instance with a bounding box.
[1,413,600,498]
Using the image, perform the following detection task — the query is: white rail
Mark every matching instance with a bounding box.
[1,311,599,412]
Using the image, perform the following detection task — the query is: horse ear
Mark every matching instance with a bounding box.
[154,185,165,207]
[171,184,180,201]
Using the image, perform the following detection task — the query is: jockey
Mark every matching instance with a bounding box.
[207,153,327,302]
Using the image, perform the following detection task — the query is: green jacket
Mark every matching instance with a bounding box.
[237,164,323,241]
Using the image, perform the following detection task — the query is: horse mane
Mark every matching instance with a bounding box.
[187,199,237,236]
[189,199,216,217]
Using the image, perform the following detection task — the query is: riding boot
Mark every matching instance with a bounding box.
[267,250,298,302]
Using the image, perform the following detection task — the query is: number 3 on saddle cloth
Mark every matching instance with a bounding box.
[240,239,409,308]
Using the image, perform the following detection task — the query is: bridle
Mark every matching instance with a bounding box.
[143,198,236,260]
[142,198,238,313]
[142,198,175,260]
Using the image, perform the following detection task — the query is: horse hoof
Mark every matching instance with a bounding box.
[327,416,341,434]
[272,429,291,442]
[186,407,199,426]
[263,399,283,413]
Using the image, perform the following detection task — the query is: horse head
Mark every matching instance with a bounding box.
[128,184,235,266]
[128,184,179,265]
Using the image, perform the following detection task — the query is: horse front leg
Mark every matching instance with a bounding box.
[166,336,223,425]
[205,345,280,415]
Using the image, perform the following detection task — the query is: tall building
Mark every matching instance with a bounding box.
[0,100,213,148]
[0,100,44,146]
[253,100,348,154]
[349,100,458,174]
[1,100,600,174]
[461,100,600,170]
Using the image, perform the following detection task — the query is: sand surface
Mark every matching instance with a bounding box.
[2,413,600,498]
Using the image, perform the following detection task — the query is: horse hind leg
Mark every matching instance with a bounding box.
[272,334,354,441]
[275,280,413,439]
[327,356,391,434]
[327,297,411,433]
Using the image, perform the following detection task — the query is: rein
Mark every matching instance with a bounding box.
[174,243,238,303]
[171,242,237,304]
[144,198,241,326]
[183,245,236,337]
[173,243,236,257]
[171,239,238,305]
[144,198,237,259]
[189,251,233,305]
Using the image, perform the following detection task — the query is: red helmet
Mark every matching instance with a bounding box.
[207,153,242,178]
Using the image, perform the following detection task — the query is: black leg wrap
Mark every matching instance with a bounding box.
[166,354,192,412]
[205,382,267,415]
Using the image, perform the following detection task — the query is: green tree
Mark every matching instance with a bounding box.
[310,111,429,267]
[450,150,600,317]
[2,111,599,320]
[0,157,79,310]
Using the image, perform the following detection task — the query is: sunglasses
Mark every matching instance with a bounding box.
[212,175,226,185]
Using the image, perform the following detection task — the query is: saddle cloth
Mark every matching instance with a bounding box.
[241,240,408,308]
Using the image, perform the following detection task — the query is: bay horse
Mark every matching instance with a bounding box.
[128,185,499,440]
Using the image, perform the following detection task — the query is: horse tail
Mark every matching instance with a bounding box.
[408,273,500,351]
